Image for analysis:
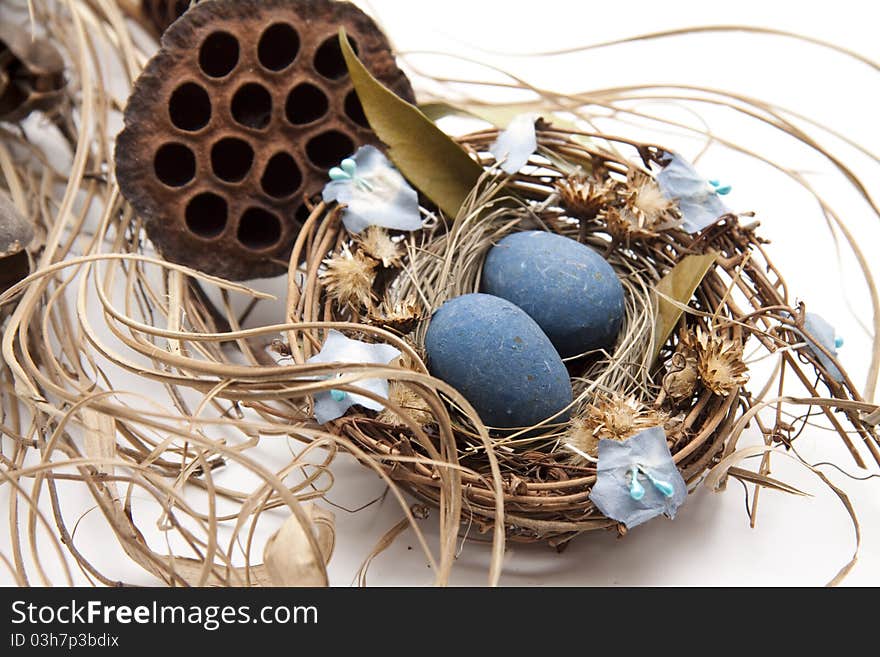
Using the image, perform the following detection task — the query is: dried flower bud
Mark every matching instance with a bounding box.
[355,226,403,268]
[565,393,665,459]
[367,299,422,335]
[563,415,600,460]
[663,330,700,403]
[621,169,677,227]
[376,382,434,427]
[320,244,377,309]
[695,327,748,396]
[555,175,613,221]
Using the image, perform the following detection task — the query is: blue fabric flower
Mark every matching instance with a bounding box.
[801,312,845,383]
[322,145,422,234]
[306,330,401,424]
[656,152,730,234]
[489,113,538,174]
[589,426,687,529]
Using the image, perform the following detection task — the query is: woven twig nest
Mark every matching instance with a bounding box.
[286,125,877,545]
[115,0,414,280]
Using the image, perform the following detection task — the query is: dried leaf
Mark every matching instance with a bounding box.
[726,467,810,497]
[263,503,334,587]
[705,445,860,586]
[652,252,716,362]
[340,29,483,217]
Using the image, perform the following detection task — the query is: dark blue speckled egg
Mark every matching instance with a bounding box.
[424,293,572,429]
[482,231,624,358]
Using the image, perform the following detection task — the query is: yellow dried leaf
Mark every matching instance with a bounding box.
[340,29,483,218]
[652,252,716,363]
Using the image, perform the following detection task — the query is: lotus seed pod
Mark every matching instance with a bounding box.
[115,0,415,280]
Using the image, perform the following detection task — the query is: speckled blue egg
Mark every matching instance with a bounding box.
[482,231,625,358]
[424,293,572,429]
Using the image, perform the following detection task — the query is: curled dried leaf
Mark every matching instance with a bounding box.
[663,330,700,403]
[0,191,33,258]
[263,503,334,587]
[0,190,34,296]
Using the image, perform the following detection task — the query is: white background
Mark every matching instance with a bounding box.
[2,0,879,586]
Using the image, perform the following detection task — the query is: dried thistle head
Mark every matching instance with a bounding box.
[663,330,700,403]
[367,298,422,335]
[320,244,377,309]
[695,327,748,396]
[555,175,614,220]
[564,394,665,459]
[602,170,679,243]
[376,382,434,427]
[563,414,600,460]
[622,169,676,226]
[602,206,659,243]
[355,226,404,268]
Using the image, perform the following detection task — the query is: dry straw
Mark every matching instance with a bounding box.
[0,0,878,587]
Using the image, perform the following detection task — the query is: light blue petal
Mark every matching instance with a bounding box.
[314,391,354,424]
[346,377,391,413]
[489,114,538,175]
[802,312,845,382]
[589,426,687,529]
[321,145,422,234]
[657,153,729,234]
[307,330,401,366]
[306,330,402,423]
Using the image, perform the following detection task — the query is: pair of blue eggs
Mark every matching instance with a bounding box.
[424,231,625,429]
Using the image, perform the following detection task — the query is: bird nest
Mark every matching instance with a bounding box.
[286,125,878,546]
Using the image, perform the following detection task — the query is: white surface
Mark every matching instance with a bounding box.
[2,0,879,587]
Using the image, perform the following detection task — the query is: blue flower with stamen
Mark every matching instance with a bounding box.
[590,426,687,529]
[322,145,423,234]
[657,152,731,233]
[306,330,401,424]
[801,312,845,383]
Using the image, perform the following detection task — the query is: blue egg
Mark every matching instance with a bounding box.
[482,231,624,358]
[425,293,572,429]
